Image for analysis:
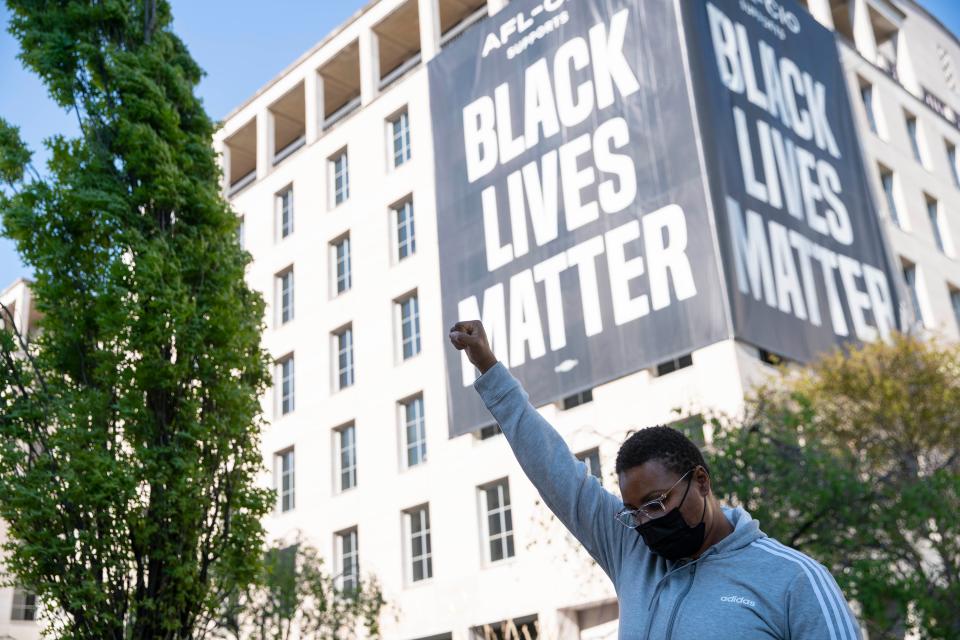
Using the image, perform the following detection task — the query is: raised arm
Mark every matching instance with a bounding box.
[449,320,634,584]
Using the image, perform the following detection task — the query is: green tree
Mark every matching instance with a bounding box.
[709,335,960,639]
[207,540,386,640]
[0,1,273,637]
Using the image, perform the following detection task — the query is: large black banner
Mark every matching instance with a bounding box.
[430,0,730,436]
[681,0,901,360]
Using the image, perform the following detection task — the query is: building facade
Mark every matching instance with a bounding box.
[211,0,960,638]
[214,0,743,636]
[818,0,960,339]
[4,0,960,638]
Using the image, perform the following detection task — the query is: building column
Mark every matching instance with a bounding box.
[896,38,921,95]
[807,0,834,29]
[487,0,509,16]
[418,0,440,62]
[555,609,581,640]
[216,141,230,192]
[359,28,379,105]
[19,285,32,335]
[255,108,271,180]
[304,71,320,144]
[850,0,878,64]
[316,75,328,131]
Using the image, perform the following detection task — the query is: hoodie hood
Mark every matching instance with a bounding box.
[706,505,766,559]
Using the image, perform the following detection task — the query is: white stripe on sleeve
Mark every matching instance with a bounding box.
[751,540,845,640]
[759,539,859,640]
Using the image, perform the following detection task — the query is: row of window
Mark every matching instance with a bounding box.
[275,392,429,507]
[858,78,960,334]
[860,80,960,185]
[880,165,956,255]
[264,196,416,328]
[231,100,411,196]
[274,448,604,588]
[276,339,690,424]
[271,353,698,560]
[274,342,688,428]
[274,293,419,415]
[268,351,708,594]
[861,79,960,255]
[900,260,960,333]
[236,109,410,248]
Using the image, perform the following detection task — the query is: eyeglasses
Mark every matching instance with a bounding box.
[615,467,696,529]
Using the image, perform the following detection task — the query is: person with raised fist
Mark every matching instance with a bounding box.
[448,320,861,640]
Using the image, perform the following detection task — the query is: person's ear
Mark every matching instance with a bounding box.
[695,466,711,496]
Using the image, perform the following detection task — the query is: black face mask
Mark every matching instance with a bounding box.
[637,473,707,561]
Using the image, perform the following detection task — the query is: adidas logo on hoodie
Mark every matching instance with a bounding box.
[721,595,757,607]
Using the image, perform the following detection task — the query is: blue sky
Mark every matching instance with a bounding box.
[2,0,960,288]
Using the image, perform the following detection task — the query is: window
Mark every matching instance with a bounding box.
[10,588,36,621]
[471,614,539,640]
[860,82,878,134]
[277,268,294,325]
[335,422,357,491]
[758,348,788,367]
[277,187,294,239]
[905,112,926,166]
[276,448,295,512]
[334,326,355,390]
[903,263,925,326]
[439,0,488,47]
[390,110,411,167]
[375,3,422,88]
[576,448,602,479]
[401,395,427,468]
[669,415,707,448]
[880,167,902,228]
[330,150,349,206]
[481,480,514,563]
[655,353,693,376]
[926,196,949,254]
[277,355,295,415]
[476,424,502,440]
[270,83,306,164]
[266,544,298,587]
[561,388,593,410]
[1,299,17,333]
[398,293,421,360]
[948,142,960,188]
[394,199,416,260]
[870,12,906,86]
[320,41,361,126]
[950,287,960,332]
[331,235,352,295]
[225,118,257,195]
[405,505,433,582]
[336,528,359,592]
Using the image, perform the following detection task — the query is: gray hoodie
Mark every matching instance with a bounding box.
[475,361,862,640]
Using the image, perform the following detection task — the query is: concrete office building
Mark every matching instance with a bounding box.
[210,0,960,638]
[4,0,960,638]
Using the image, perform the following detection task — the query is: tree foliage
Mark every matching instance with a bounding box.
[207,540,386,640]
[0,1,273,637]
[710,335,960,639]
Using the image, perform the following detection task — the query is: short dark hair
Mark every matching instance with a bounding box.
[615,425,708,476]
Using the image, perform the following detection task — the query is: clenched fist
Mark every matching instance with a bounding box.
[448,320,498,374]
